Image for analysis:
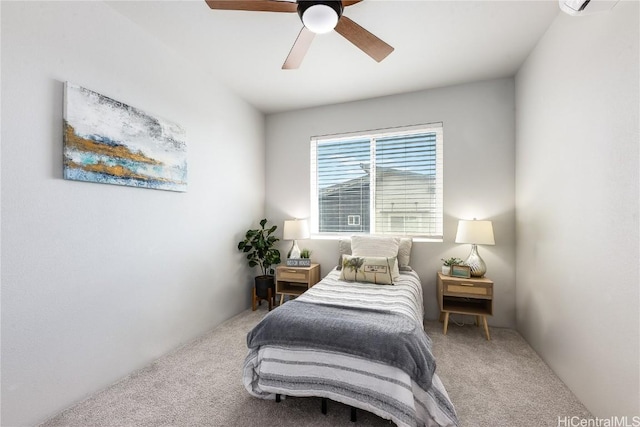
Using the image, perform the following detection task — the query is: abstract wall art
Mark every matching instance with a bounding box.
[63,82,187,192]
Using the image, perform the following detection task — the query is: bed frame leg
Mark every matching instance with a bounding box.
[275,394,281,403]
[321,398,327,415]
[350,406,357,422]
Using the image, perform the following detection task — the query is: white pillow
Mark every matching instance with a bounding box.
[351,235,399,257]
[337,236,413,272]
[351,235,400,280]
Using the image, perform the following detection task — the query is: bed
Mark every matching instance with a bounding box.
[242,237,459,427]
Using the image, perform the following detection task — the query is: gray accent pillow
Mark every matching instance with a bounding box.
[398,238,413,271]
[336,238,352,270]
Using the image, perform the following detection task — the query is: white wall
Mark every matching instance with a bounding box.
[265,78,517,327]
[1,2,265,425]
[515,1,639,417]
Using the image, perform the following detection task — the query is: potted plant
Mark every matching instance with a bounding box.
[238,219,282,300]
[300,249,312,259]
[441,257,464,276]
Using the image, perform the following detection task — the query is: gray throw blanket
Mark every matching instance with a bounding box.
[247,299,437,391]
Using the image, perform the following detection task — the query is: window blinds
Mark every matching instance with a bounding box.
[310,123,443,239]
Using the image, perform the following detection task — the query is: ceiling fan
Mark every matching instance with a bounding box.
[204,0,394,69]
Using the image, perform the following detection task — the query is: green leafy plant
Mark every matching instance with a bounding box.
[441,257,464,267]
[300,249,312,259]
[237,219,281,276]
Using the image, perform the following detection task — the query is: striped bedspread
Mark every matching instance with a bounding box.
[242,268,459,427]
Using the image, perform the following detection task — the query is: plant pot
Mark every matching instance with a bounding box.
[254,275,275,299]
[441,266,451,276]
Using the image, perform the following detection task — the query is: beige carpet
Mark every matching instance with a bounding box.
[41,306,590,427]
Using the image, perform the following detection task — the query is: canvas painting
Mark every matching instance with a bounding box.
[63,82,187,192]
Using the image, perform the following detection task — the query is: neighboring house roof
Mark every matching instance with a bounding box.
[320,163,434,197]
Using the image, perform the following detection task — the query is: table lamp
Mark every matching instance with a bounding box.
[455,219,495,277]
[283,219,309,259]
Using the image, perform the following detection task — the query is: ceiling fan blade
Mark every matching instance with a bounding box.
[342,1,363,7]
[282,27,316,69]
[334,15,394,62]
[205,0,297,13]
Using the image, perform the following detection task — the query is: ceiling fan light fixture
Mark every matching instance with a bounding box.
[298,1,343,34]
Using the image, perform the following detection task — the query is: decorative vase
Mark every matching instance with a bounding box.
[464,244,487,277]
[441,266,451,276]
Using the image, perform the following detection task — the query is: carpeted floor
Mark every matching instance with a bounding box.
[41,306,590,427]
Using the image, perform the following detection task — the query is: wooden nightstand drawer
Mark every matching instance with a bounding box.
[278,268,309,282]
[443,282,492,298]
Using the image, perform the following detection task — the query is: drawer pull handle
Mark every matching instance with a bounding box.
[460,283,474,286]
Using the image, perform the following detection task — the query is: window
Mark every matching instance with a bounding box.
[310,123,443,239]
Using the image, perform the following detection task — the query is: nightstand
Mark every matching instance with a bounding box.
[276,264,321,306]
[437,272,494,340]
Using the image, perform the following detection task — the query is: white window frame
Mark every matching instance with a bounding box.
[310,123,443,241]
[347,215,361,226]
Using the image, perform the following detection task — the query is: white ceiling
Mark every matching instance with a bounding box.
[108,0,560,114]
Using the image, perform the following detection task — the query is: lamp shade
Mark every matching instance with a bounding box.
[283,219,310,240]
[455,220,495,245]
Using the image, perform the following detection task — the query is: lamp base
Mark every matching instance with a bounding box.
[464,244,487,277]
[288,240,301,259]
